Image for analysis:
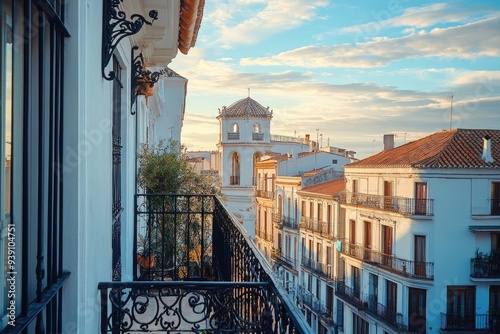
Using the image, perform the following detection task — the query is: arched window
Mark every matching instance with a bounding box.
[232,123,239,133]
[231,152,240,185]
[277,195,283,218]
[252,152,262,185]
[253,123,260,133]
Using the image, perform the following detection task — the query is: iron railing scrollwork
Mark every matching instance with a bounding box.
[118,194,309,333]
[102,0,159,80]
[130,46,166,113]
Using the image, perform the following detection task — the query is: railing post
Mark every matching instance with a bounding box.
[100,287,108,334]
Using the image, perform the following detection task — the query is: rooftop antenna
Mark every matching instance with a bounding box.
[449,93,453,130]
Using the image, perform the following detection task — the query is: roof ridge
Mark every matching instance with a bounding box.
[413,129,457,167]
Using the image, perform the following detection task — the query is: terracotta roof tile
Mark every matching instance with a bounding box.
[178,0,205,55]
[300,178,345,196]
[219,97,273,118]
[347,129,500,169]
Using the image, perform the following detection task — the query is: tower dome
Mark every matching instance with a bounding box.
[219,97,273,118]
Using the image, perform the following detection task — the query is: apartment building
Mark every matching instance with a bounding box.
[338,129,500,334]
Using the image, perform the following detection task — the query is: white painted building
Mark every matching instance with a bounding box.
[338,129,500,334]
[0,0,204,332]
[216,97,310,232]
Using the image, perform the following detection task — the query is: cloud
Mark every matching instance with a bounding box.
[241,17,500,68]
[203,0,328,48]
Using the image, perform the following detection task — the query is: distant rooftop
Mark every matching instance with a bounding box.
[347,128,500,169]
[300,178,345,196]
[218,97,272,118]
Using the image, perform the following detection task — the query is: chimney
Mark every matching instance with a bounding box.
[383,134,395,152]
[305,134,310,142]
[482,135,494,163]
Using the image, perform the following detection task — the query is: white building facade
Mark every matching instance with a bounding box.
[338,129,500,334]
[0,0,204,332]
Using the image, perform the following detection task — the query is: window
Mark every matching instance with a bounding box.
[317,203,323,222]
[0,3,12,326]
[316,242,321,263]
[336,300,344,329]
[369,274,378,311]
[353,313,369,334]
[352,266,361,299]
[446,286,475,330]
[253,123,260,133]
[409,288,426,333]
[349,220,356,245]
[327,204,333,234]
[492,233,500,252]
[415,182,428,215]
[352,179,358,193]
[490,286,500,315]
[382,225,393,266]
[384,181,394,210]
[231,152,240,185]
[364,221,372,261]
[232,123,239,132]
[301,200,306,218]
[309,201,314,218]
[415,235,426,278]
[386,280,397,323]
[332,159,337,164]
[492,182,500,215]
[112,56,123,281]
[277,195,283,217]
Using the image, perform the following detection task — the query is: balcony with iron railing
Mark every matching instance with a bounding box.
[470,256,500,279]
[341,242,434,280]
[272,248,297,271]
[301,256,333,280]
[255,189,274,199]
[440,312,497,332]
[253,132,264,141]
[256,229,273,243]
[319,304,335,328]
[283,216,299,229]
[297,288,321,313]
[338,191,434,216]
[227,132,240,140]
[273,213,283,227]
[335,280,408,331]
[300,217,334,239]
[98,194,309,333]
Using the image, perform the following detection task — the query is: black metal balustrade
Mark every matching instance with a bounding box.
[273,213,283,227]
[338,191,434,216]
[227,132,240,140]
[271,248,296,270]
[300,217,333,239]
[341,242,434,280]
[297,290,321,313]
[334,280,364,309]
[256,190,274,199]
[283,217,299,229]
[253,133,264,141]
[440,312,492,331]
[99,194,307,333]
[365,298,407,331]
[256,229,273,242]
[301,256,332,280]
[470,258,500,278]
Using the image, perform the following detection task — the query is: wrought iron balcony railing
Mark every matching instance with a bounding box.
[300,217,333,239]
[338,191,434,216]
[256,229,273,242]
[99,194,309,333]
[440,312,493,331]
[297,290,321,313]
[273,213,283,227]
[227,132,240,140]
[272,248,297,270]
[341,242,434,280]
[253,132,264,140]
[470,257,500,278]
[301,256,333,280]
[283,216,299,229]
[334,280,363,309]
[255,189,274,199]
[335,281,408,331]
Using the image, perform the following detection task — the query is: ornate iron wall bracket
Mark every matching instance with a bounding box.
[131,46,165,114]
[102,0,158,81]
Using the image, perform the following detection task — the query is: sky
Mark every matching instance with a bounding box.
[170,0,500,159]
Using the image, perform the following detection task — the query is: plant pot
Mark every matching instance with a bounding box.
[137,254,156,269]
